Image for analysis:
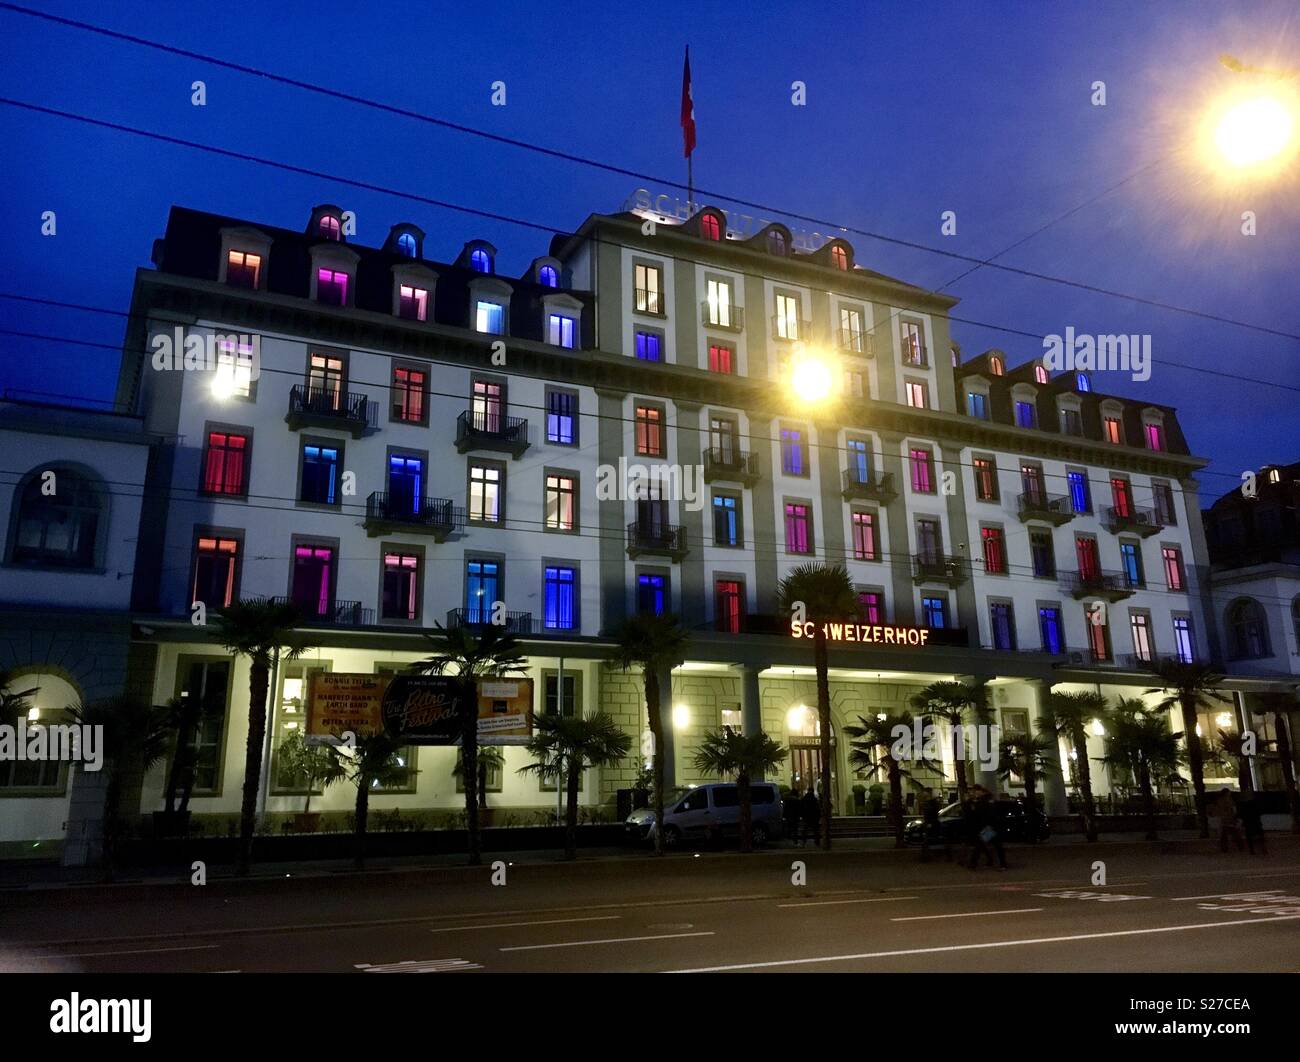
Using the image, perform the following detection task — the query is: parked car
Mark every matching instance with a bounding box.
[625,782,784,847]
[903,797,1051,845]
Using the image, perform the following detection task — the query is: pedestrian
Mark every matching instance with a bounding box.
[1215,788,1244,852]
[801,786,821,849]
[967,787,1007,870]
[919,786,950,862]
[784,786,803,847]
[1238,792,1267,856]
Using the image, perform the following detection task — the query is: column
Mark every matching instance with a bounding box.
[658,663,677,789]
[1029,679,1068,816]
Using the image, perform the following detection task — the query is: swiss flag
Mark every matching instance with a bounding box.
[681,46,696,158]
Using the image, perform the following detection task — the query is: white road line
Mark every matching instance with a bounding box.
[48,944,220,959]
[779,896,918,909]
[501,931,714,952]
[666,915,1300,972]
[1172,889,1284,902]
[891,908,1044,922]
[430,916,620,933]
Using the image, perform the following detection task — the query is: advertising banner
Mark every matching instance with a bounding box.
[305,673,386,744]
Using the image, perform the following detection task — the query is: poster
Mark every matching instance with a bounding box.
[305,672,385,744]
[477,678,534,744]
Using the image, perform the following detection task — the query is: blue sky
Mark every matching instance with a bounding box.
[1,0,1297,501]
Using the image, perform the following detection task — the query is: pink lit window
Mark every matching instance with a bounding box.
[318,215,341,240]
[317,269,348,306]
[1145,422,1165,451]
[858,591,882,624]
[1034,364,1049,385]
[398,284,427,321]
[909,448,934,493]
[701,214,721,240]
[292,545,334,618]
[708,343,734,374]
[784,503,811,554]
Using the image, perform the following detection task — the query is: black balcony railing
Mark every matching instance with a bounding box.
[633,288,665,315]
[700,300,744,331]
[703,447,759,483]
[1018,491,1074,524]
[269,596,373,627]
[1104,505,1163,536]
[842,468,897,502]
[364,492,462,539]
[286,384,374,436]
[455,409,530,458]
[900,343,929,368]
[627,521,688,559]
[837,328,873,356]
[445,607,534,635]
[1062,569,1138,599]
[771,315,811,342]
[912,554,968,585]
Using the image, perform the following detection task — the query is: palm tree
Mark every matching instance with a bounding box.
[1146,660,1229,839]
[215,597,312,876]
[843,711,939,847]
[996,729,1057,839]
[0,669,38,725]
[777,563,860,849]
[1255,691,1300,834]
[453,744,505,813]
[691,727,787,851]
[608,613,688,856]
[1044,690,1109,841]
[1213,730,1255,794]
[1100,698,1185,840]
[333,732,410,868]
[411,623,526,865]
[67,697,173,881]
[910,680,990,802]
[519,712,631,859]
[275,730,345,817]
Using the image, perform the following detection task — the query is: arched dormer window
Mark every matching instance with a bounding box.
[1034,363,1049,385]
[1227,598,1271,659]
[700,213,721,241]
[396,232,417,257]
[1076,372,1091,392]
[318,214,342,241]
[539,264,558,288]
[768,229,787,256]
[988,354,1004,376]
[7,466,106,570]
[830,245,848,270]
[470,248,493,274]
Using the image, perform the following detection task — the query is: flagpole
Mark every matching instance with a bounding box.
[687,154,693,216]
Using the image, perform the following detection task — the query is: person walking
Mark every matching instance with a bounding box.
[1215,788,1244,853]
[919,787,949,862]
[784,787,803,847]
[966,787,1007,870]
[800,786,821,849]
[1238,792,1267,856]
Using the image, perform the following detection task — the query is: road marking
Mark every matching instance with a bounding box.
[891,908,1043,922]
[430,916,620,933]
[355,958,482,973]
[48,944,219,959]
[500,931,714,953]
[1172,889,1283,901]
[666,915,1300,972]
[779,896,918,909]
[1034,890,1151,901]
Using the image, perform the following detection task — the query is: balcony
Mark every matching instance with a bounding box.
[837,329,874,357]
[626,521,688,561]
[1062,569,1137,602]
[703,447,760,486]
[900,345,929,370]
[842,469,897,504]
[1017,491,1074,526]
[700,300,744,332]
[285,385,375,438]
[633,288,665,316]
[912,554,968,587]
[1104,505,1163,538]
[445,608,534,636]
[455,410,530,459]
[269,596,373,627]
[771,316,811,343]
[363,492,463,542]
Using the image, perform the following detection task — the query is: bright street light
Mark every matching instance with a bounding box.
[1214,95,1294,167]
[789,348,836,404]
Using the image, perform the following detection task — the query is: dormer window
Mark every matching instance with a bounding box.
[539,264,558,287]
[1076,372,1091,392]
[317,268,349,306]
[318,215,342,241]
[988,354,1004,376]
[470,248,493,274]
[1145,421,1165,451]
[396,232,417,257]
[1034,364,1049,385]
[398,284,428,321]
[226,250,261,289]
[476,300,504,334]
[830,245,848,270]
[701,214,721,241]
[767,230,787,256]
[548,314,576,349]
[1267,467,1281,483]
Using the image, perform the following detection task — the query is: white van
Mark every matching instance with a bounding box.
[624,782,784,847]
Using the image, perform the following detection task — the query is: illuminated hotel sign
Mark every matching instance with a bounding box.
[790,621,930,647]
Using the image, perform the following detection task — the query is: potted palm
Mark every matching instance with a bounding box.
[276,730,345,832]
[1145,660,1229,839]
[1045,690,1110,841]
[1100,698,1186,840]
[843,711,939,847]
[453,744,504,828]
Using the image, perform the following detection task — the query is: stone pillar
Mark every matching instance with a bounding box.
[741,664,765,780]
[657,663,677,789]
[1029,679,1068,816]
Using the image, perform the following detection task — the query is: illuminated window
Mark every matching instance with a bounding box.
[705,278,734,327]
[544,566,577,630]
[549,314,577,348]
[922,596,947,628]
[973,457,998,501]
[774,293,800,340]
[1039,607,1063,653]
[1034,364,1049,385]
[981,526,1007,574]
[906,380,929,409]
[215,338,254,398]
[1162,546,1185,591]
[1076,372,1091,392]
[708,342,734,374]
[291,544,334,618]
[900,321,927,366]
[830,244,848,269]
[193,535,239,609]
[539,264,558,287]
[301,444,340,505]
[634,331,661,361]
[545,474,576,532]
[470,248,492,273]
[1110,478,1133,517]
[634,264,663,314]
[1145,422,1165,451]
[1014,400,1036,428]
[202,431,248,496]
[475,301,504,334]
[1173,615,1195,663]
[638,573,667,615]
[468,463,502,523]
[382,552,421,621]
[988,355,1004,376]
[1104,417,1123,444]
[396,232,417,257]
[317,268,348,306]
[318,215,341,240]
[546,390,576,445]
[784,503,811,554]
[226,250,261,289]
[851,511,878,561]
[715,580,743,633]
[839,306,864,352]
[1129,612,1153,663]
[967,392,989,419]
[398,285,427,321]
[392,366,426,423]
[701,213,721,240]
[858,591,883,624]
[634,405,663,457]
[780,427,807,476]
[990,601,1016,649]
[909,448,935,493]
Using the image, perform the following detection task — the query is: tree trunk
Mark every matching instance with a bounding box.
[462,678,481,865]
[1025,772,1039,844]
[738,770,753,853]
[888,762,905,848]
[354,777,369,869]
[646,668,665,856]
[1075,729,1098,842]
[1140,761,1157,841]
[478,760,489,811]
[1271,709,1300,834]
[814,630,832,851]
[101,770,122,883]
[564,761,580,860]
[237,657,270,876]
[1180,697,1210,838]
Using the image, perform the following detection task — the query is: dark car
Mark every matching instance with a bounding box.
[903,798,1050,845]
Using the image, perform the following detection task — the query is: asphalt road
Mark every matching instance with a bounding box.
[3,839,1299,973]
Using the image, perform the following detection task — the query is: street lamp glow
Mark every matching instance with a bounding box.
[789,352,835,404]
[672,703,690,730]
[1214,95,1294,167]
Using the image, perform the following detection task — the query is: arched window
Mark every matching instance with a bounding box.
[396,232,417,257]
[1034,364,1049,385]
[1076,372,1091,392]
[767,229,787,256]
[1227,599,1271,659]
[318,215,342,241]
[700,214,721,241]
[9,469,103,569]
[989,355,1004,376]
[539,264,558,288]
[830,245,848,269]
[470,248,492,274]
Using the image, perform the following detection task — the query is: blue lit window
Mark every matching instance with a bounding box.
[549,314,576,349]
[470,248,492,273]
[1076,372,1091,392]
[396,232,417,257]
[1039,607,1063,653]
[846,438,870,484]
[387,454,423,514]
[475,301,504,334]
[990,601,1016,650]
[1067,470,1091,514]
[465,560,500,623]
[1172,616,1194,663]
[922,596,948,629]
[1014,400,1036,429]
[635,331,662,362]
[301,444,339,505]
[544,566,577,630]
[637,573,666,616]
[712,495,739,546]
[781,428,806,476]
[546,390,576,445]
[539,265,558,287]
[1120,542,1144,587]
[967,392,988,419]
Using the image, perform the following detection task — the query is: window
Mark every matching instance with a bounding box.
[226,250,261,289]
[546,389,577,445]
[634,405,664,457]
[1162,546,1185,591]
[1076,535,1101,580]
[774,293,800,340]
[1152,483,1177,526]
[839,306,864,351]
[193,535,239,608]
[386,455,424,514]
[708,342,735,374]
[382,551,420,621]
[705,278,734,327]
[982,527,1007,575]
[1111,478,1133,517]
[851,511,878,561]
[713,494,740,546]
[785,503,812,554]
[1039,606,1064,653]
[1020,463,1046,504]
[1130,612,1153,663]
[1030,529,1055,578]
[470,248,492,273]
[845,438,871,485]
[850,591,881,624]
[544,566,577,630]
[1145,422,1165,451]
[471,379,503,432]
[909,448,935,493]
[202,431,249,496]
[1227,599,1270,659]
[988,355,1004,376]
[468,463,503,523]
[548,314,576,348]
[465,559,500,623]
[1086,609,1111,662]
[1014,400,1036,429]
[715,580,743,633]
[634,263,663,314]
[1034,364,1049,385]
[398,284,427,321]
[392,366,426,423]
[1068,470,1092,514]
[831,245,849,269]
[967,392,989,419]
[543,671,580,716]
[701,214,721,240]
[1060,408,1082,436]
[396,232,417,257]
[539,264,558,287]
[990,602,1016,650]
[300,443,340,505]
[922,596,948,628]
[1120,541,1144,588]
[780,427,807,476]
[916,518,942,564]
[475,300,504,334]
[634,331,662,362]
[545,474,576,532]
[900,321,927,366]
[214,338,255,398]
[291,544,334,618]
[844,369,864,398]
[175,659,230,794]
[1103,417,1123,444]
[637,573,666,615]
[307,353,345,409]
[973,456,998,501]
[768,229,787,256]
[1172,615,1195,664]
[905,380,929,409]
[1076,373,1091,392]
[318,215,341,240]
[9,470,102,569]
[316,268,348,306]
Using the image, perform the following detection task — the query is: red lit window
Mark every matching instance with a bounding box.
[708,343,734,374]
[1076,536,1100,580]
[701,213,721,240]
[715,579,743,633]
[202,431,248,495]
[909,448,934,493]
[981,527,1007,574]
[193,536,239,608]
[830,245,848,269]
[1162,546,1185,591]
[1104,417,1123,444]
[392,367,426,423]
[1111,478,1133,517]
[226,250,261,289]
